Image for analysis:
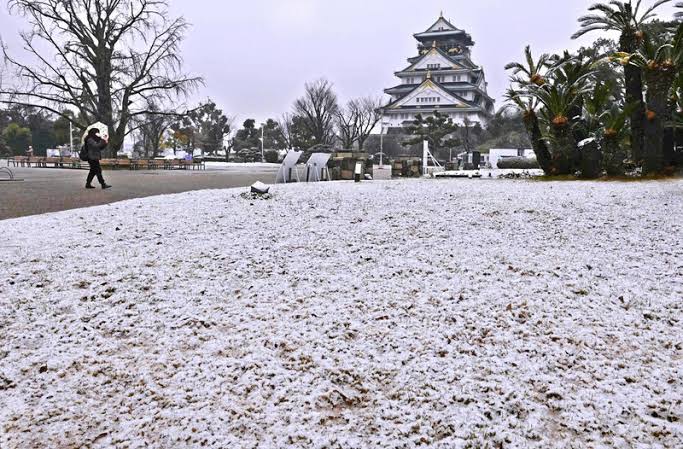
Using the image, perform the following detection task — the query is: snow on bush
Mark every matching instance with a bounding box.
[0,179,682,448]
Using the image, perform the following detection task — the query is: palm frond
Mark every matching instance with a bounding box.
[640,0,674,23]
[573,0,672,40]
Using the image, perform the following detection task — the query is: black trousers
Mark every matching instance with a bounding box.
[86,160,106,186]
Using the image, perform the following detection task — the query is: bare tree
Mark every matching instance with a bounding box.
[276,113,296,150]
[355,97,383,151]
[134,101,173,158]
[334,96,383,151]
[0,0,201,153]
[335,101,361,150]
[293,79,338,146]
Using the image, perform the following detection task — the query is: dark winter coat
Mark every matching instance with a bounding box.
[86,136,107,161]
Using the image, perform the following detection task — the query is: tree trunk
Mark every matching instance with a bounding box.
[625,65,646,164]
[579,139,601,179]
[550,124,574,175]
[523,112,553,174]
[620,31,645,165]
[643,71,676,175]
[95,52,116,157]
[602,136,626,176]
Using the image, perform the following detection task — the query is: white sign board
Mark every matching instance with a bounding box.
[275,150,303,184]
[306,153,331,182]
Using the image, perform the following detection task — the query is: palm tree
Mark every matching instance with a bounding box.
[669,71,683,165]
[579,81,616,177]
[504,45,554,87]
[624,22,683,174]
[504,88,554,173]
[531,74,594,175]
[572,0,674,164]
[601,103,636,175]
[504,46,562,174]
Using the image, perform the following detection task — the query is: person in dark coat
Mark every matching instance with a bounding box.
[85,128,112,189]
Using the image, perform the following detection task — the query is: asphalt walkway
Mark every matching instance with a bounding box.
[0,164,279,220]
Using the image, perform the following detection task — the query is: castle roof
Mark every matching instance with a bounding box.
[413,14,474,46]
[399,46,476,73]
[384,77,479,111]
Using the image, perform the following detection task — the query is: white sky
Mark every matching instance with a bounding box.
[0,0,680,125]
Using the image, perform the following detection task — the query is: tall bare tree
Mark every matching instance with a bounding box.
[335,97,383,150]
[354,97,383,151]
[276,113,296,150]
[293,79,338,147]
[335,101,361,150]
[134,101,173,158]
[0,0,201,153]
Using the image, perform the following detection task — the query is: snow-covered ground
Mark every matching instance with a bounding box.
[205,161,281,170]
[1,179,682,449]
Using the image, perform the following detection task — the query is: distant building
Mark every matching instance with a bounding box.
[381,13,495,128]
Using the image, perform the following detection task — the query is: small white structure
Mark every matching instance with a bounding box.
[305,153,331,182]
[489,149,535,169]
[373,165,393,180]
[275,150,303,184]
[422,141,444,176]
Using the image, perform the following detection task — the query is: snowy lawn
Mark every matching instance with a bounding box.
[204,162,280,169]
[0,179,682,449]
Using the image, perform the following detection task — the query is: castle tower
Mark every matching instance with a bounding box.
[381,14,495,128]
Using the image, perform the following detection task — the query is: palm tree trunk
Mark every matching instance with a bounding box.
[523,112,553,174]
[620,31,645,165]
[579,138,601,179]
[625,65,646,164]
[643,71,676,175]
[603,137,626,176]
[550,124,574,175]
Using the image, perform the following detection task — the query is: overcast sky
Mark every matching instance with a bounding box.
[1,0,680,125]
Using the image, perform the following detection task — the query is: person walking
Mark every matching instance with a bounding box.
[85,128,112,189]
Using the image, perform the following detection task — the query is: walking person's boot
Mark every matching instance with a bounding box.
[85,184,96,189]
[102,184,112,189]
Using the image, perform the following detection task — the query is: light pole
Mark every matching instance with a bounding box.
[379,120,390,167]
[259,125,265,162]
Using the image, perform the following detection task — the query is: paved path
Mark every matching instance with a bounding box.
[0,163,279,220]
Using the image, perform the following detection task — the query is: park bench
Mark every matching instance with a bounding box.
[67,158,85,169]
[179,160,192,170]
[132,160,147,170]
[8,156,26,167]
[29,157,46,167]
[115,159,132,170]
[192,159,206,170]
[148,159,163,170]
[99,159,116,170]
[44,157,62,167]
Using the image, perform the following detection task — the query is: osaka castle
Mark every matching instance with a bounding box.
[381,13,495,128]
